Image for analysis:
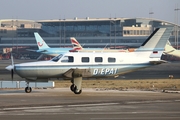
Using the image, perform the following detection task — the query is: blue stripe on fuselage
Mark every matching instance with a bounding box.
[15,63,152,71]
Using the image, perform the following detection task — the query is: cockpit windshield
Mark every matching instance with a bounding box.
[51,54,63,62]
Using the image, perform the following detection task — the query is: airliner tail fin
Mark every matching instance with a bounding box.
[34,33,50,49]
[70,37,83,51]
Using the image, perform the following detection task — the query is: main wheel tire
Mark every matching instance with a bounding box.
[70,84,75,92]
[25,87,32,93]
[73,86,82,94]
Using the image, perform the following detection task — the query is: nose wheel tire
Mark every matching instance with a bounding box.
[25,87,32,93]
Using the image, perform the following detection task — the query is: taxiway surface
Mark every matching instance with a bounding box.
[0,88,180,120]
[1,60,180,119]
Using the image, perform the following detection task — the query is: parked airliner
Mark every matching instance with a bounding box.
[27,33,76,58]
[6,26,173,94]
[70,37,128,52]
[71,37,180,56]
[164,41,180,58]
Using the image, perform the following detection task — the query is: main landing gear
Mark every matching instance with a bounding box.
[25,81,32,93]
[70,84,82,94]
[70,76,82,94]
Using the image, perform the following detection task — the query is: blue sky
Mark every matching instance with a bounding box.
[0,0,180,23]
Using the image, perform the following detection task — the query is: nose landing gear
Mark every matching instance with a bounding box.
[25,81,32,93]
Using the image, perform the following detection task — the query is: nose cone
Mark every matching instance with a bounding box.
[6,65,14,71]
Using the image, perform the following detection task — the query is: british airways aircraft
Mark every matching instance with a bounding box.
[6,26,173,94]
[70,37,128,52]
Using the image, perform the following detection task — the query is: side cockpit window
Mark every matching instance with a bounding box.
[51,54,63,62]
[61,56,74,63]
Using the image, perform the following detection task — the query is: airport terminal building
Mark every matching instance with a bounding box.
[0,17,179,59]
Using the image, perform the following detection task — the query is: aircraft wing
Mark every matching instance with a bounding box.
[163,50,175,54]
[63,68,91,78]
[149,60,168,65]
[37,49,48,53]
[26,49,47,53]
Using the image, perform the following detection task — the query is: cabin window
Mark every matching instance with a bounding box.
[95,57,103,62]
[82,57,89,62]
[108,57,116,63]
[61,56,74,62]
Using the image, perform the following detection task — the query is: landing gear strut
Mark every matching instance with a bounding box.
[25,81,32,93]
[70,76,82,94]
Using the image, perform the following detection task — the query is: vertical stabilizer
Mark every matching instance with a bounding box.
[136,26,173,58]
[34,33,50,49]
[70,37,83,50]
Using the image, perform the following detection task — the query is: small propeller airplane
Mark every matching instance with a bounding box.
[6,26,173,94]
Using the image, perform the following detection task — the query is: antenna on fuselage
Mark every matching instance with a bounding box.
[82,43,85,47]
[101,43,109,52]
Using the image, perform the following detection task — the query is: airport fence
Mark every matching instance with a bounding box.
[0,81,54,88]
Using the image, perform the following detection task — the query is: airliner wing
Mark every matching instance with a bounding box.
[149,60,168,64]
[164,40,180,57]
[27,49,47,53]
[37,49,48,53]
[163,50,175,54]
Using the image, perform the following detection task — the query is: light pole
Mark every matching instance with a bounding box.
[59,19,61,47]
[110,20,116,49]
[149,12,154,18]
[149,10,154,34]
[174,7,180,49]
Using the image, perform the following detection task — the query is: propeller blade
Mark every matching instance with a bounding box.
[11,52,14,81]
[11,69,14,80]
[11,53,14,66]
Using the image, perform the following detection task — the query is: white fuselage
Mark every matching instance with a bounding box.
[12,51,160,81]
